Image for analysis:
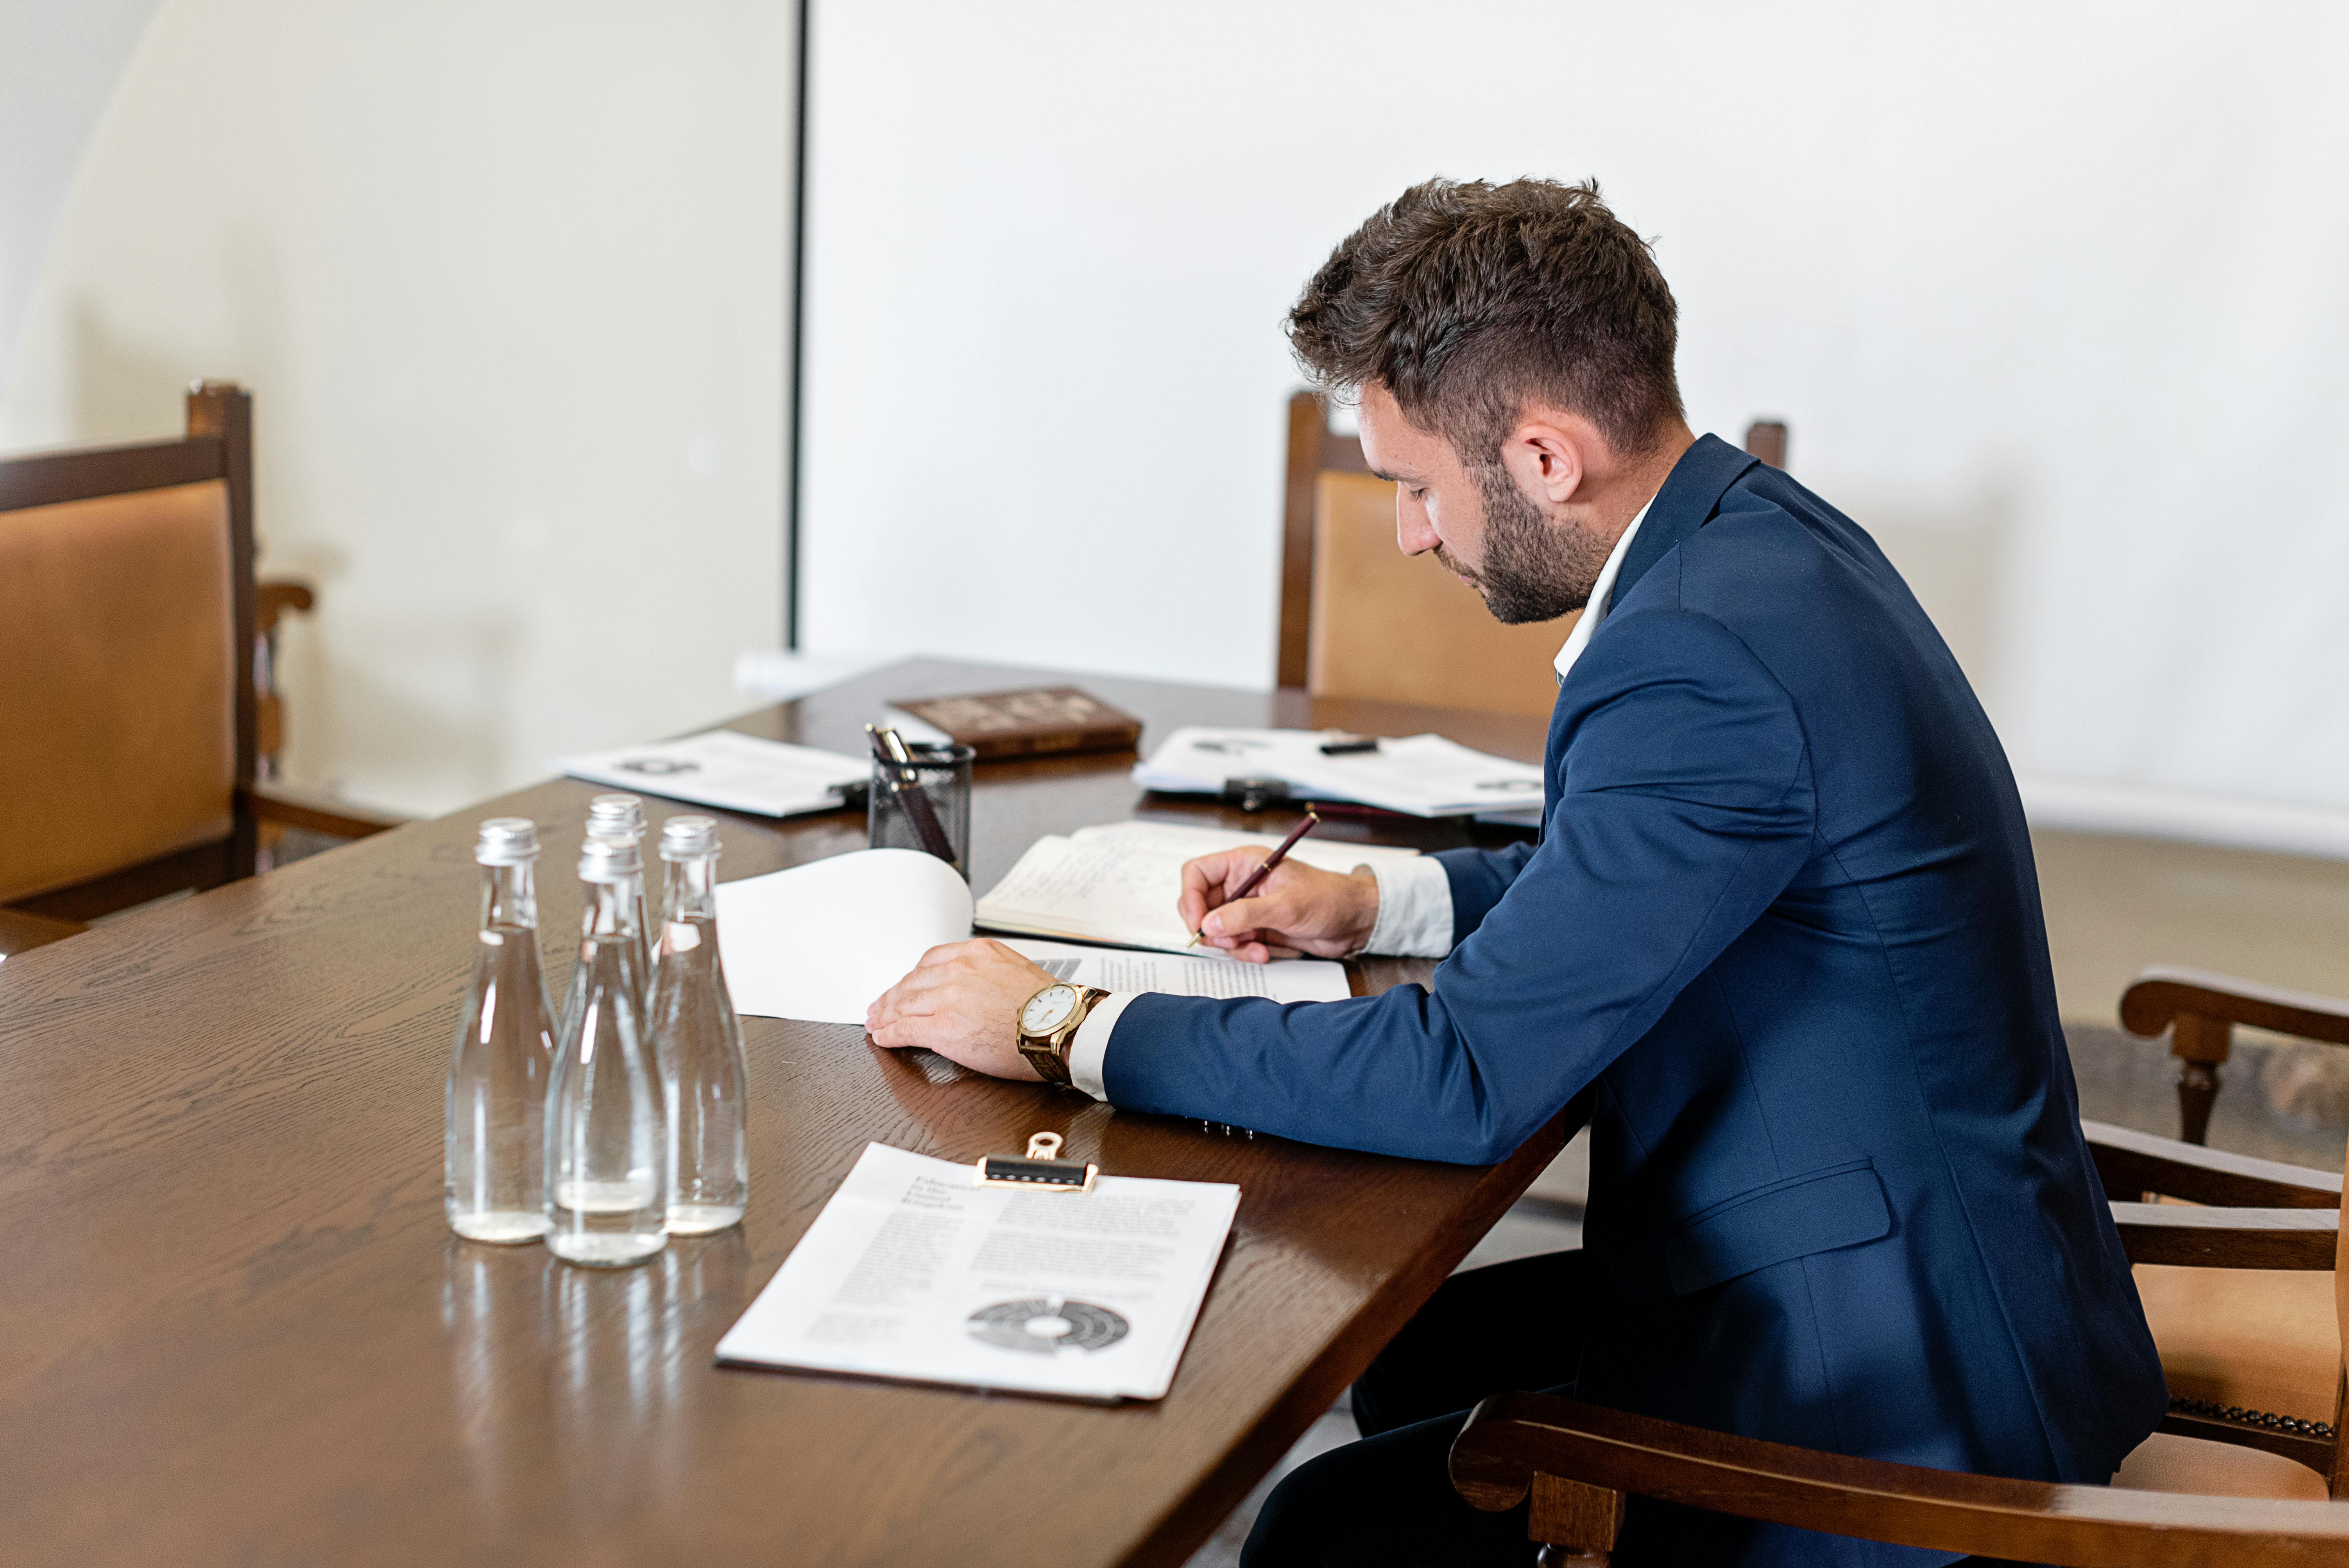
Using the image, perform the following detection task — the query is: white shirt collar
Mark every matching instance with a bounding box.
[1552,491,1659,685]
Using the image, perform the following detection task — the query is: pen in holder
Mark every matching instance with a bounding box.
[866,726,974,879]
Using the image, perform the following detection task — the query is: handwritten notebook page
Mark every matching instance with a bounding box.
[976,823,1419,954]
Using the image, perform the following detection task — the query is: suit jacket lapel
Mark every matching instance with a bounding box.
[1604,433,1758,615]
[1542,433,1760,832]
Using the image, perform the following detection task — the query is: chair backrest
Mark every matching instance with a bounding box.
[1277,393,1795,714]
[0,383,258,909]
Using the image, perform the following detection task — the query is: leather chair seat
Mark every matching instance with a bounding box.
[2112,1431,2331,1500]
[2134,1263,2341,1425]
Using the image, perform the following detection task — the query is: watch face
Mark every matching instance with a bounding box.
[1021,983,1079,1035]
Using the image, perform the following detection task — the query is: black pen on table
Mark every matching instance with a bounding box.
[865,724,958,865]
[1187,807,1320,949]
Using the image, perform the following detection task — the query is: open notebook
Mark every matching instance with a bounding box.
[974,820,1420,954]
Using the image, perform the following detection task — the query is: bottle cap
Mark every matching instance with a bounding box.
[660,815,720,860]
[585,793,646,841]
[475,817,541,865]
[578,836,643,882]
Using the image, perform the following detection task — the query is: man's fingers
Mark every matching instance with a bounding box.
[1179,850,1248,927]
[1200,893,1290,940]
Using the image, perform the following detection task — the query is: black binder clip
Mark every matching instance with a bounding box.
[1219,776,1294,814]
[975,1132,1098,1195]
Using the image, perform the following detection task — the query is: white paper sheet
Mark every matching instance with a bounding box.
[1133,726,1545,817]
[558,729,869,818]
[715,1142,1238,1402]
[714,849,974,1023]
[1004,938,1354,1003]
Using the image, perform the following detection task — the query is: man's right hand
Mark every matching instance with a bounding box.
[1176,849,1379,964]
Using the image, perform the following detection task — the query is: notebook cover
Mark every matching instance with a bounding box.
[891,686,1143,761]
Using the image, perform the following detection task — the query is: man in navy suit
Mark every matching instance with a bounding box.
[868,177,2165,1565]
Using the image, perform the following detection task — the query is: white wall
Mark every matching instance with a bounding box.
[0,0,163,388]
[802,1,2349,848]
[2,0,791,816]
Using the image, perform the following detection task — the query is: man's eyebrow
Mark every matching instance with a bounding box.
[1368,467,1416,485]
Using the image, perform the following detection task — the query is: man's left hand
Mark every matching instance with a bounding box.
[866,938,1060,1081]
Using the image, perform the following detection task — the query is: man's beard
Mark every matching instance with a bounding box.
[1438,463,1613,625]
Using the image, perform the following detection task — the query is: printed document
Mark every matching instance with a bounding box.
[558,729,868,818]
[1004,938,1353,1003]
[716,1142,1239,1402]
[1133,727,1544,817]
[976,820,1418,954]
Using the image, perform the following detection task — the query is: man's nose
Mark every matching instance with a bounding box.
[1395,488,1438,557]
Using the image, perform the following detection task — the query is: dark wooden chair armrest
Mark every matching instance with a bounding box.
[254,578,315,639]
[2122,966,2349,1047]
[238,783,407,840]
[1449,1389,2349,1566]
[0,906,91,960]
[2084,1119,2342,1209]
[2109,1201,2338,1269]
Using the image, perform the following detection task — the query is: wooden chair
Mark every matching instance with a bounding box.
[0,381,400,960]
[2104,971,2349,1491]
[1451,1389,2348,1566]
[2121,967,2349,1147]
[1451,974,2349,1562]
[1276,393,1794,715]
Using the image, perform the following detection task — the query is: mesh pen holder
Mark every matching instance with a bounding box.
[867,742,974,880]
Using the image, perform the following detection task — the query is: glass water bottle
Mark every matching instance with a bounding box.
[651,816,749,1233]
[585,792,653,996]
[545,836,668,1267]
[446,818,557,1243]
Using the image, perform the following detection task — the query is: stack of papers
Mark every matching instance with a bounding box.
[1133,727,1544,818]
[558,729,868,818]
[716,1142,1238,1402]
[976,819,1420,954]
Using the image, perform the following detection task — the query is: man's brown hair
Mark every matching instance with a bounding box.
[1286,177,1683,463]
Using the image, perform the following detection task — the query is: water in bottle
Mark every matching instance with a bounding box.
[651,816,749,1233]
[446,818,557,1243]
[585,793,653,994]
[545,836,668,1267]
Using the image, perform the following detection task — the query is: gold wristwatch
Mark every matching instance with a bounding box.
[1016,982,1110,1087]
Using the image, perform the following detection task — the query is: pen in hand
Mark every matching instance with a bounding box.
[1188,808,1321,949]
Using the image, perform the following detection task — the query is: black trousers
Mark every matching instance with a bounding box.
[1241,1249,2033,1568]
[1241,1250,1583,1567]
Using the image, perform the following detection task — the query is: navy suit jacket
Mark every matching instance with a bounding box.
[1105,435,2166,1565]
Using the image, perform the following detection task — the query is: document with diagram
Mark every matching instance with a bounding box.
[716,1142,1240,1402]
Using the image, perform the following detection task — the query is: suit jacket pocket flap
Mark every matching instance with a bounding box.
[1663,1160,1889,1296]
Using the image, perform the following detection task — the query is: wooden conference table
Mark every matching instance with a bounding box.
[0,658,1565,1568]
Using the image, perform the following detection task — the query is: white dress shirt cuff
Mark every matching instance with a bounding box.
[1363,857,1456,959]
[1067,990,1141,1102]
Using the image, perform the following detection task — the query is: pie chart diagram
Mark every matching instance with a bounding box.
[967,1298,1131,1355]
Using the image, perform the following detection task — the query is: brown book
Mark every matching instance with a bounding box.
[890,686,1143,761]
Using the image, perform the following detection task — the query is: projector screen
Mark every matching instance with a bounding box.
[802,1,2349,855]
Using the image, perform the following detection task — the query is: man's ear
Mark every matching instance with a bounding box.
[1499,413,1593,508]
